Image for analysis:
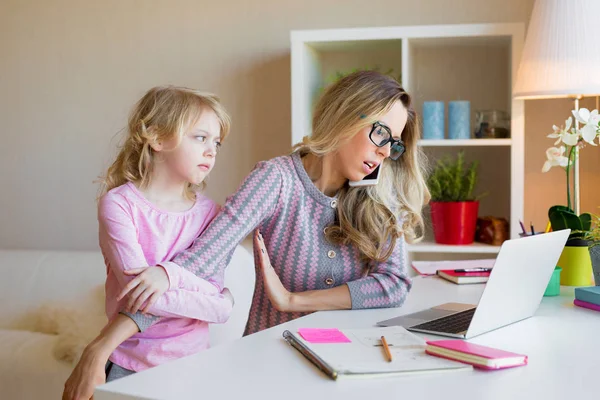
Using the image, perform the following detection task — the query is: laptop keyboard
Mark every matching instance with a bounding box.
[411,308,476,334]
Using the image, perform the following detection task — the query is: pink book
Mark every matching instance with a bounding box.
[574,299,600,312]
[425,340,528,370]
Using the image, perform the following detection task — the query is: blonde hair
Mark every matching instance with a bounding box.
[296,70,430,263]
[100,86,231,198]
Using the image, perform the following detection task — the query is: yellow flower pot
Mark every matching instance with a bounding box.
[557,244,593,286]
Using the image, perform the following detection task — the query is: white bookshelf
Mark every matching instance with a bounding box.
[290,23,525,258]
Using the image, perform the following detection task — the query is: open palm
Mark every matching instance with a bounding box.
[254,230,292,312]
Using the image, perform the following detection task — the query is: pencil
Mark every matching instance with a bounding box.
[381,336,392,362]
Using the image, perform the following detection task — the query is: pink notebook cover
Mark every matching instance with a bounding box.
[574,299,600,312]
[426,340,528,370]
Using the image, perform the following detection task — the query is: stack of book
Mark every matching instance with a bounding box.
[436,268,492,284]
[574,286,600,312]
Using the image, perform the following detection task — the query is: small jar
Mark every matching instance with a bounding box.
[474,110,510,138]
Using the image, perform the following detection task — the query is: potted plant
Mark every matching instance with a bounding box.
[316,66,402,99]
[427,151,483,245]
[584,212,600,285]
[542,108,600,286]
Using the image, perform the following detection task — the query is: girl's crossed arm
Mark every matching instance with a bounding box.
[121,160,284,329]
[100,192,233,324]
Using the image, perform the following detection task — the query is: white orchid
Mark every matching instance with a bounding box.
[572,108,600,145]
[542,146,570,173]
[548,116,580,146]
[543,108,600,173]
[544,108,600,213]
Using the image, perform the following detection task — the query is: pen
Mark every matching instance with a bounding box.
[453,268,492,273]
[381,336,392,362]
[282,330,338,380]
[530,222,535,235]
[519,220,527,235]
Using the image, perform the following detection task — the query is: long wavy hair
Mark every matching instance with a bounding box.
[99,86,231,199]
[295,70,429,263]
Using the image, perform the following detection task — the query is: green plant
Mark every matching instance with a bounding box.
[317,66,402,96]
[583,212,600,246]
[427,151,483,202]
[548,206,592,240]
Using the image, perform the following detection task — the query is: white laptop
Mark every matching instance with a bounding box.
[377,229,570,339]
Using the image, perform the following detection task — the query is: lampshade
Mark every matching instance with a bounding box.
[513,0,600,99]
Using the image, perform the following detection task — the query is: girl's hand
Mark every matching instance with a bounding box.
[118,266,170,313]
[254,230,293,312]
[62,344,108,400]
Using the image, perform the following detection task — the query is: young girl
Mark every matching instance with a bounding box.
[121,69,429,333]
[62,86,233,400]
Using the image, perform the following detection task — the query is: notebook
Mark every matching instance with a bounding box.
[412,259,495,276]
[574,286,600,306]
[574,299,600,312]
[282,326,472,380]
[425,340,528,370]
[436,269,491,284]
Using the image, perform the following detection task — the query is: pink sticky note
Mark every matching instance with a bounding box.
[297,328,351,343]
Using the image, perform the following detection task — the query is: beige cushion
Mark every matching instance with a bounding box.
[0,250,106,330]
[0,329,72,399]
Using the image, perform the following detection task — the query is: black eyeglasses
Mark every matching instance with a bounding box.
[368,122,405,160]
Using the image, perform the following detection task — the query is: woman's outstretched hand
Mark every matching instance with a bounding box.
[118,266,170,313]
[254,230,294,312]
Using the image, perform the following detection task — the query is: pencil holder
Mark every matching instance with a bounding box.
[449,101,471,139]
[422,101,444,140]
[518,232,544,238]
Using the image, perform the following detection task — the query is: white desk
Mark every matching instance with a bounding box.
[96,277,597,400]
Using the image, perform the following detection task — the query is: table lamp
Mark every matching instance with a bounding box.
[513,0,600,215]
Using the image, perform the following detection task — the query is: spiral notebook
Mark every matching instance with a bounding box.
[282,326,472,380]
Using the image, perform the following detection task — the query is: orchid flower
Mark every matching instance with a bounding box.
[542,146,570,173]
[572,108,600,145]
[547,117,580,146]
[544,108,600,211]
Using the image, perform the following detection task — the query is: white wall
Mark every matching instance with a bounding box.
[1,0,597,250]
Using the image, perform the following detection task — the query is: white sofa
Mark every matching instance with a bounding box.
[0,245,255,400]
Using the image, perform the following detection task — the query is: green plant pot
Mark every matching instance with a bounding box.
[557,240,593,286]
[544,266,562,296]
[590,244,600,286]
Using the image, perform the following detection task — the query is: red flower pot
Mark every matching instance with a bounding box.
[430,201,479,245]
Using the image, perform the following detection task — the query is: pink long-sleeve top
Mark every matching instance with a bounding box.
[99,182,232,372]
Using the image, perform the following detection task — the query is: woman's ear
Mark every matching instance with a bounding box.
[149,139,163,152]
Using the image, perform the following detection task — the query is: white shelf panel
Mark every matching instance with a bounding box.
[407,241,501,254]
[418,139,512,147]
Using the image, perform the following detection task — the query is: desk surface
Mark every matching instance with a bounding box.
[96,277,597,400]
